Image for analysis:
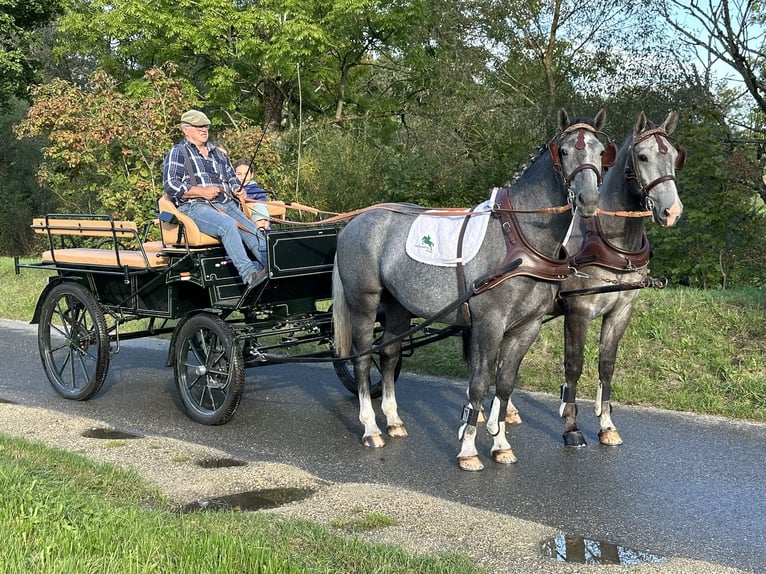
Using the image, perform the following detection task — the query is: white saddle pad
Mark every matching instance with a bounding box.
[406,200,493,267]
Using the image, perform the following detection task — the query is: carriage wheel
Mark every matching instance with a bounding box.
[333,348,402,398]
[174,313,244,425]
[37,281,110,400]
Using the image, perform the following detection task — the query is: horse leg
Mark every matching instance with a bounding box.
[562,313,589,447]
[504,394,523,425]
[596,306,634,446]
[379,299,410,438]
[348,297,386,448]
[490,325,543,464]
[457,326,503,471]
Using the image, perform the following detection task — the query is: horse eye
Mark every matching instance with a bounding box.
[560,149,569,157]
[638,153,648,162]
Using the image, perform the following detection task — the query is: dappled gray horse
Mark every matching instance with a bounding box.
[549,111,684,447]
[333,109,616,470]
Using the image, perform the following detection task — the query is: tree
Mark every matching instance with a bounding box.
[0,0,64,111]
[14,66,199,224]
[53,0,432,132]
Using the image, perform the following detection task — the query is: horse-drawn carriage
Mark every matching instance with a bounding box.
[14,198,457,426]
[15,109,685,470]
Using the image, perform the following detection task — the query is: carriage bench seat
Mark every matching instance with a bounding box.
[40,242,169,269]
[158,196,221,248]
[33,217,169,269]
[157,196,289,249]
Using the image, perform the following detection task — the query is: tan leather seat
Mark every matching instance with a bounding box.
[158,196,220,247]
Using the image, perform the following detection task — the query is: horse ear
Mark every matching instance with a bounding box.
[662,111,679,135]
[675,145,686,169]
[558,108,569,131]
[602,142,618,168]
[634,111,647,134]
[594,108,607,131]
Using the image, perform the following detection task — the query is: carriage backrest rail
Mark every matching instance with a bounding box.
[32,214,168,270]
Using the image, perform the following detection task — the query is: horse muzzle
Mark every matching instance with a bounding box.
[646,196,683,227]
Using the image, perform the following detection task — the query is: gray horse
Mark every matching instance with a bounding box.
[545,111,684,447]
[333,109,616,470]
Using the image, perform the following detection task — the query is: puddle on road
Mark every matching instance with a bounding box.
[541,534,667,566]
[195,457,247,469]
[182,487,315,513]
[81,427,143,440]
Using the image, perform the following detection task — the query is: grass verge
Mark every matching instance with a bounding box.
[0,433,486,574]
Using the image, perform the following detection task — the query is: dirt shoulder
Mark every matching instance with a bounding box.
[0,402,746,574]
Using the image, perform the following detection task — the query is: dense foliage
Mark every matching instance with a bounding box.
[3,0,766,287]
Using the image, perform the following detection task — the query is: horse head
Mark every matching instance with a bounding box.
[626,111,685,227]
[549,108,617,218]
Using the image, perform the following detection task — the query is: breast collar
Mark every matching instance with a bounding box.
[569,216,650,272]
[474,186,572,294]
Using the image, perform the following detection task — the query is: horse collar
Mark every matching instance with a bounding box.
[569,217,650,272]
[477,188,573,293]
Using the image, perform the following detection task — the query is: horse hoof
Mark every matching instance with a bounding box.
[599,428,623,446]
[362,434,385,448]
[563,430,587,447]
[505,410,522,425]
[387,424,408,438]
[457,455,484,471]
[492,448,518,464]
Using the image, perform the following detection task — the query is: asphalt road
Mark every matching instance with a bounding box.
[2,318,764,572]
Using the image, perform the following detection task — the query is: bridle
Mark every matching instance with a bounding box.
[548,122,617,197]
[625,126,686,212]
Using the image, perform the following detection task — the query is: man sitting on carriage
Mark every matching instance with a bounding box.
[162,109,268,287]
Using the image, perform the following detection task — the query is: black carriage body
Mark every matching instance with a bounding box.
[22,217,341,321]
[16,212,450,425]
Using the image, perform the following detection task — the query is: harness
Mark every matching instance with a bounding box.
[569,216,650,272]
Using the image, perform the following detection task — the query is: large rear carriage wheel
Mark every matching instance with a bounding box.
[38,281,110,400]
[174,313,244,425]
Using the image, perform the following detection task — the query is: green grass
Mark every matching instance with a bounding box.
[0,434,486,574]
[403,286,766,422]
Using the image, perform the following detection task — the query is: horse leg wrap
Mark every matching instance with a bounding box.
[458,404,480,441]
[486,396,507,437]
[461,404,480,426]
[558,384,577,418]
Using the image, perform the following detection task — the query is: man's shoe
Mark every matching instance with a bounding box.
[247,268,268,287]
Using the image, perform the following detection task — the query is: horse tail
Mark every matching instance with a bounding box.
[461,326,472,364]
[332,257,352,357]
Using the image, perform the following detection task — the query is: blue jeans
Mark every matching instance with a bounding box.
[178,199,267,282]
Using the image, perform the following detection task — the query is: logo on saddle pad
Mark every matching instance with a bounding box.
[417,235,435,253]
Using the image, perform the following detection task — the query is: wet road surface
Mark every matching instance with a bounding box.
[2,319,764,572]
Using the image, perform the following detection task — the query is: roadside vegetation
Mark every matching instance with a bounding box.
[0,434,486,574]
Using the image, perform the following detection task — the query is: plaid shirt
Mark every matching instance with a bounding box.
[162,140,241,205]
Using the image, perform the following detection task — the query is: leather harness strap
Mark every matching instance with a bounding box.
[569,217,650,271]
[454,212,474,326]
[473,187,573,295]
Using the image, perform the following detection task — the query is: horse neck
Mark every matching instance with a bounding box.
[597,143,645,251]
[508,153,571,258]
